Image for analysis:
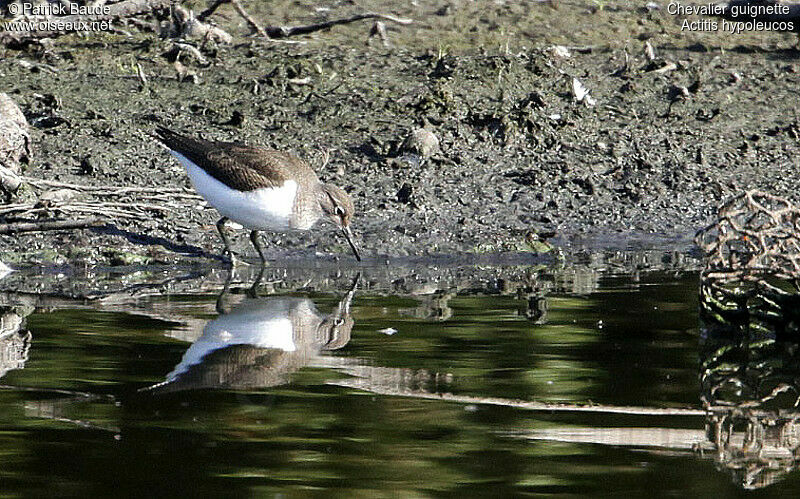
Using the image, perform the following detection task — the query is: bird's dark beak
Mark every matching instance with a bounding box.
[341,226,361,261]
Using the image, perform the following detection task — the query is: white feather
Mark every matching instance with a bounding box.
[165,300,298,381]
[172,151,297,231]
[572,77,596,107]
[0,260,13,281]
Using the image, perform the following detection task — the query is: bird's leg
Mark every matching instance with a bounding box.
[247,265,266,298]
[216,267,235,314]
[216,217,236,264]
[249,230,267,265]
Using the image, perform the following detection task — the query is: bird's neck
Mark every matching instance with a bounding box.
[315,183,334,215]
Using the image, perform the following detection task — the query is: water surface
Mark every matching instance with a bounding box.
[1,267,798,496]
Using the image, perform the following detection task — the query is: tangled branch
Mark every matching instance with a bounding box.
[696,190,800,280]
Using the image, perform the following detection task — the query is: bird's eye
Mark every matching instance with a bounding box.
[334,318,344,326]
[334,206,345,217]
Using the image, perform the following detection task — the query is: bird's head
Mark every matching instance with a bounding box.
[319,184,361,261]
[317,315,354,350]
[317,273,359,349]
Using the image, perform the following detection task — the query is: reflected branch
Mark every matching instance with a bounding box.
[327,370,705,417]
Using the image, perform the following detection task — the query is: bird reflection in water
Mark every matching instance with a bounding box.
[145,272,359,393]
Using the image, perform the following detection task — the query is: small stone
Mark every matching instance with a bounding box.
[548,45,571,59]
[401,128,440,159]
[0,93,31,173]
[644,41,655,62]
[39,188,80,205]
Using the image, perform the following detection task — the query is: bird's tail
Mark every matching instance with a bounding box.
[152,126,203,154]
[153,126,180,147]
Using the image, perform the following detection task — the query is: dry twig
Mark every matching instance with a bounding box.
[196,1,412,39]
[0,217,105,235]
[231,0,266,37]
[22,177,201,197]
[263,11,412,39]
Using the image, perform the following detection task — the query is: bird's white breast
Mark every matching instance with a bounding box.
[166,305,296,382]
[173,151,297,231]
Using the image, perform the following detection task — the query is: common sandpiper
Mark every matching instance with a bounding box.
[154,127,361,264]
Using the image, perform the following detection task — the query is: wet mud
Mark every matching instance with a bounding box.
[1,0,799,269]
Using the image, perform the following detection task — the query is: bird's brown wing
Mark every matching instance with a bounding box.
[155,127,314,191]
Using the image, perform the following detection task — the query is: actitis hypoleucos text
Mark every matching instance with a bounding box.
[154,127,361,263]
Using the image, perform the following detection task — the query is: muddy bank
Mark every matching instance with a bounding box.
[1,0,799,268]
